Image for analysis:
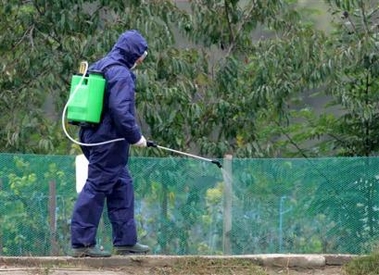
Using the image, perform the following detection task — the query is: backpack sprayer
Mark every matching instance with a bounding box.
[67,64,104,126]
[62,61,124,146]
[63,62,222,168]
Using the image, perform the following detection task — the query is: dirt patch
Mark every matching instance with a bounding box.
[115,265,346,275]
[0,266,346,275]
[265,266,344,275]
[0,255,350,275]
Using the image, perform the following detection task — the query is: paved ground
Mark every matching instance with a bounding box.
[0,254,356,275]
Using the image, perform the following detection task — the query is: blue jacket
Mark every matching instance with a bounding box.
[79,30,148,187]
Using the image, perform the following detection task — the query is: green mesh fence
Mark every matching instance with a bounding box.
[1,153,379,256]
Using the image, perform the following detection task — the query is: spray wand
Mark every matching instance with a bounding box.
[147,141,222,168]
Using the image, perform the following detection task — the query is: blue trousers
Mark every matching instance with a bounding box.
[71,141,137,248]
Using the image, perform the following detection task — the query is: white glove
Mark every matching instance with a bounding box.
[133,135,147,147]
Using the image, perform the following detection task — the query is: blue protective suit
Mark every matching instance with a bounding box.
[71,30,148,248]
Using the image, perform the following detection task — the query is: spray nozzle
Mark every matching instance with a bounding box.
[211,160,223,168]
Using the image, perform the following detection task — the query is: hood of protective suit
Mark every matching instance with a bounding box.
[107,30,148,69]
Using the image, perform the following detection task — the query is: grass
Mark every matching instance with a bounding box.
[343,253,379,275]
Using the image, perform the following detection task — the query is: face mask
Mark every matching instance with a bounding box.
[131,51,148,70]
[140,51,148,60]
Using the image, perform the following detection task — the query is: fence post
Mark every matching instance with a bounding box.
[49,180,58,256]
[222,154,233,255]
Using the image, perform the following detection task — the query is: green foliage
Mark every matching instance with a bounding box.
[129,157,222,254]
[2,154,379,256]
[300,0,379,157]
[1,0,379,159]
[0,0,331,157]
[0,154,75,255]
[307,157,379,253]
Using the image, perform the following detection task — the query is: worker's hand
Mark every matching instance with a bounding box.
[133,135,147,147]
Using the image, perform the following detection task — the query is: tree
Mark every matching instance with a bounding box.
[0,0,330,158]
[255,0,379,158]
[312,0,379,253]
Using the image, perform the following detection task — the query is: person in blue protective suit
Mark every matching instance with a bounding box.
[70,30,150,257]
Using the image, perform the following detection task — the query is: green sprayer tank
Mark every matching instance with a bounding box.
[67,68,106,126]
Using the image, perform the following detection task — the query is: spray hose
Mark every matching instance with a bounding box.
[147,141,222,168]
[62,61,124,147]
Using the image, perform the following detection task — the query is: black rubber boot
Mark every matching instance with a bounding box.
[113,243,150,255]
[71,246,111,258]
